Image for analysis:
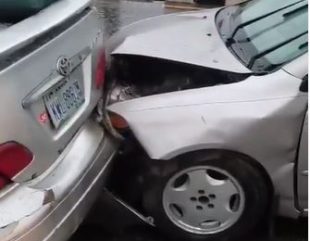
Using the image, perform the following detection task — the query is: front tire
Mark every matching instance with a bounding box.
[143,151,271,241]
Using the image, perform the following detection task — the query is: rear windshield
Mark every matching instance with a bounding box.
[0,0,59,23]
[216,0,308,73]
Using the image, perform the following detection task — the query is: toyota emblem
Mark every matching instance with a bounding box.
[56,56,71,76]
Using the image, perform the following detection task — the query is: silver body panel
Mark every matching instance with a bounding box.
[0,2,119,240]
[107,10,308,218]
[0,5,104,182]
[0,120,118,241]
[0,0,90,59]
[107,9,251,74]
[297,112,308,212]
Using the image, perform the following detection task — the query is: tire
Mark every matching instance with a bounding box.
[142,151,271,241]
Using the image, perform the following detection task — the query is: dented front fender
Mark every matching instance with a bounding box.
[108,69,307,192]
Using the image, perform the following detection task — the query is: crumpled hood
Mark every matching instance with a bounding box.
[109,9,251,74]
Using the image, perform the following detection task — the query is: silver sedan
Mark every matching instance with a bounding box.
[0,1,118,240]
[105,0,308,240]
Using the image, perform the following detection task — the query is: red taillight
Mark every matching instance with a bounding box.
[95,50,106,89]
[0,142,33,190]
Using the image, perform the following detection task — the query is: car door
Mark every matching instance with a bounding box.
[297,75,308,213]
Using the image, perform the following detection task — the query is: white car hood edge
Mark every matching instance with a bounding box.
[110,9,252,74]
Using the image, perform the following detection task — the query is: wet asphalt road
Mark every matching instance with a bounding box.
[71,1,308,241]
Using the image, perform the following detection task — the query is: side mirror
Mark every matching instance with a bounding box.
[300,75,308,92]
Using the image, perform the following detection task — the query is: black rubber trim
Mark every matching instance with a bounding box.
[293,106,308,212]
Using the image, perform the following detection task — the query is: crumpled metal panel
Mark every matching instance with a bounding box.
[108,69,306,161]
[0,185,48,234]
[0,120,109,240]
[108,9,251,74]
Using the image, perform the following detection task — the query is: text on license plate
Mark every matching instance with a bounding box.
[43,80,85,128]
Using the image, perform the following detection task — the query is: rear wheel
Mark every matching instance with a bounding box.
[143,151,271,241]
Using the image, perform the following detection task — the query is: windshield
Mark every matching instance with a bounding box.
[216,0,308,73]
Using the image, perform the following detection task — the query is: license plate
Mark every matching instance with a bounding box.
[43,79,85,129]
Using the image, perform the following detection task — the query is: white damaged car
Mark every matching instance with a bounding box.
[105,0,308,240]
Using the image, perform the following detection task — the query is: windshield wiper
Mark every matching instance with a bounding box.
[283,4,308,18]
[247,31,308,69]
[299,42,308,50]
[226,0,305,47]
[233,3,308,45]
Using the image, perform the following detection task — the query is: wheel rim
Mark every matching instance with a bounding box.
[162,166,245,235]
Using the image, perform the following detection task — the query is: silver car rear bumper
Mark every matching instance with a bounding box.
[1,119,118,241]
